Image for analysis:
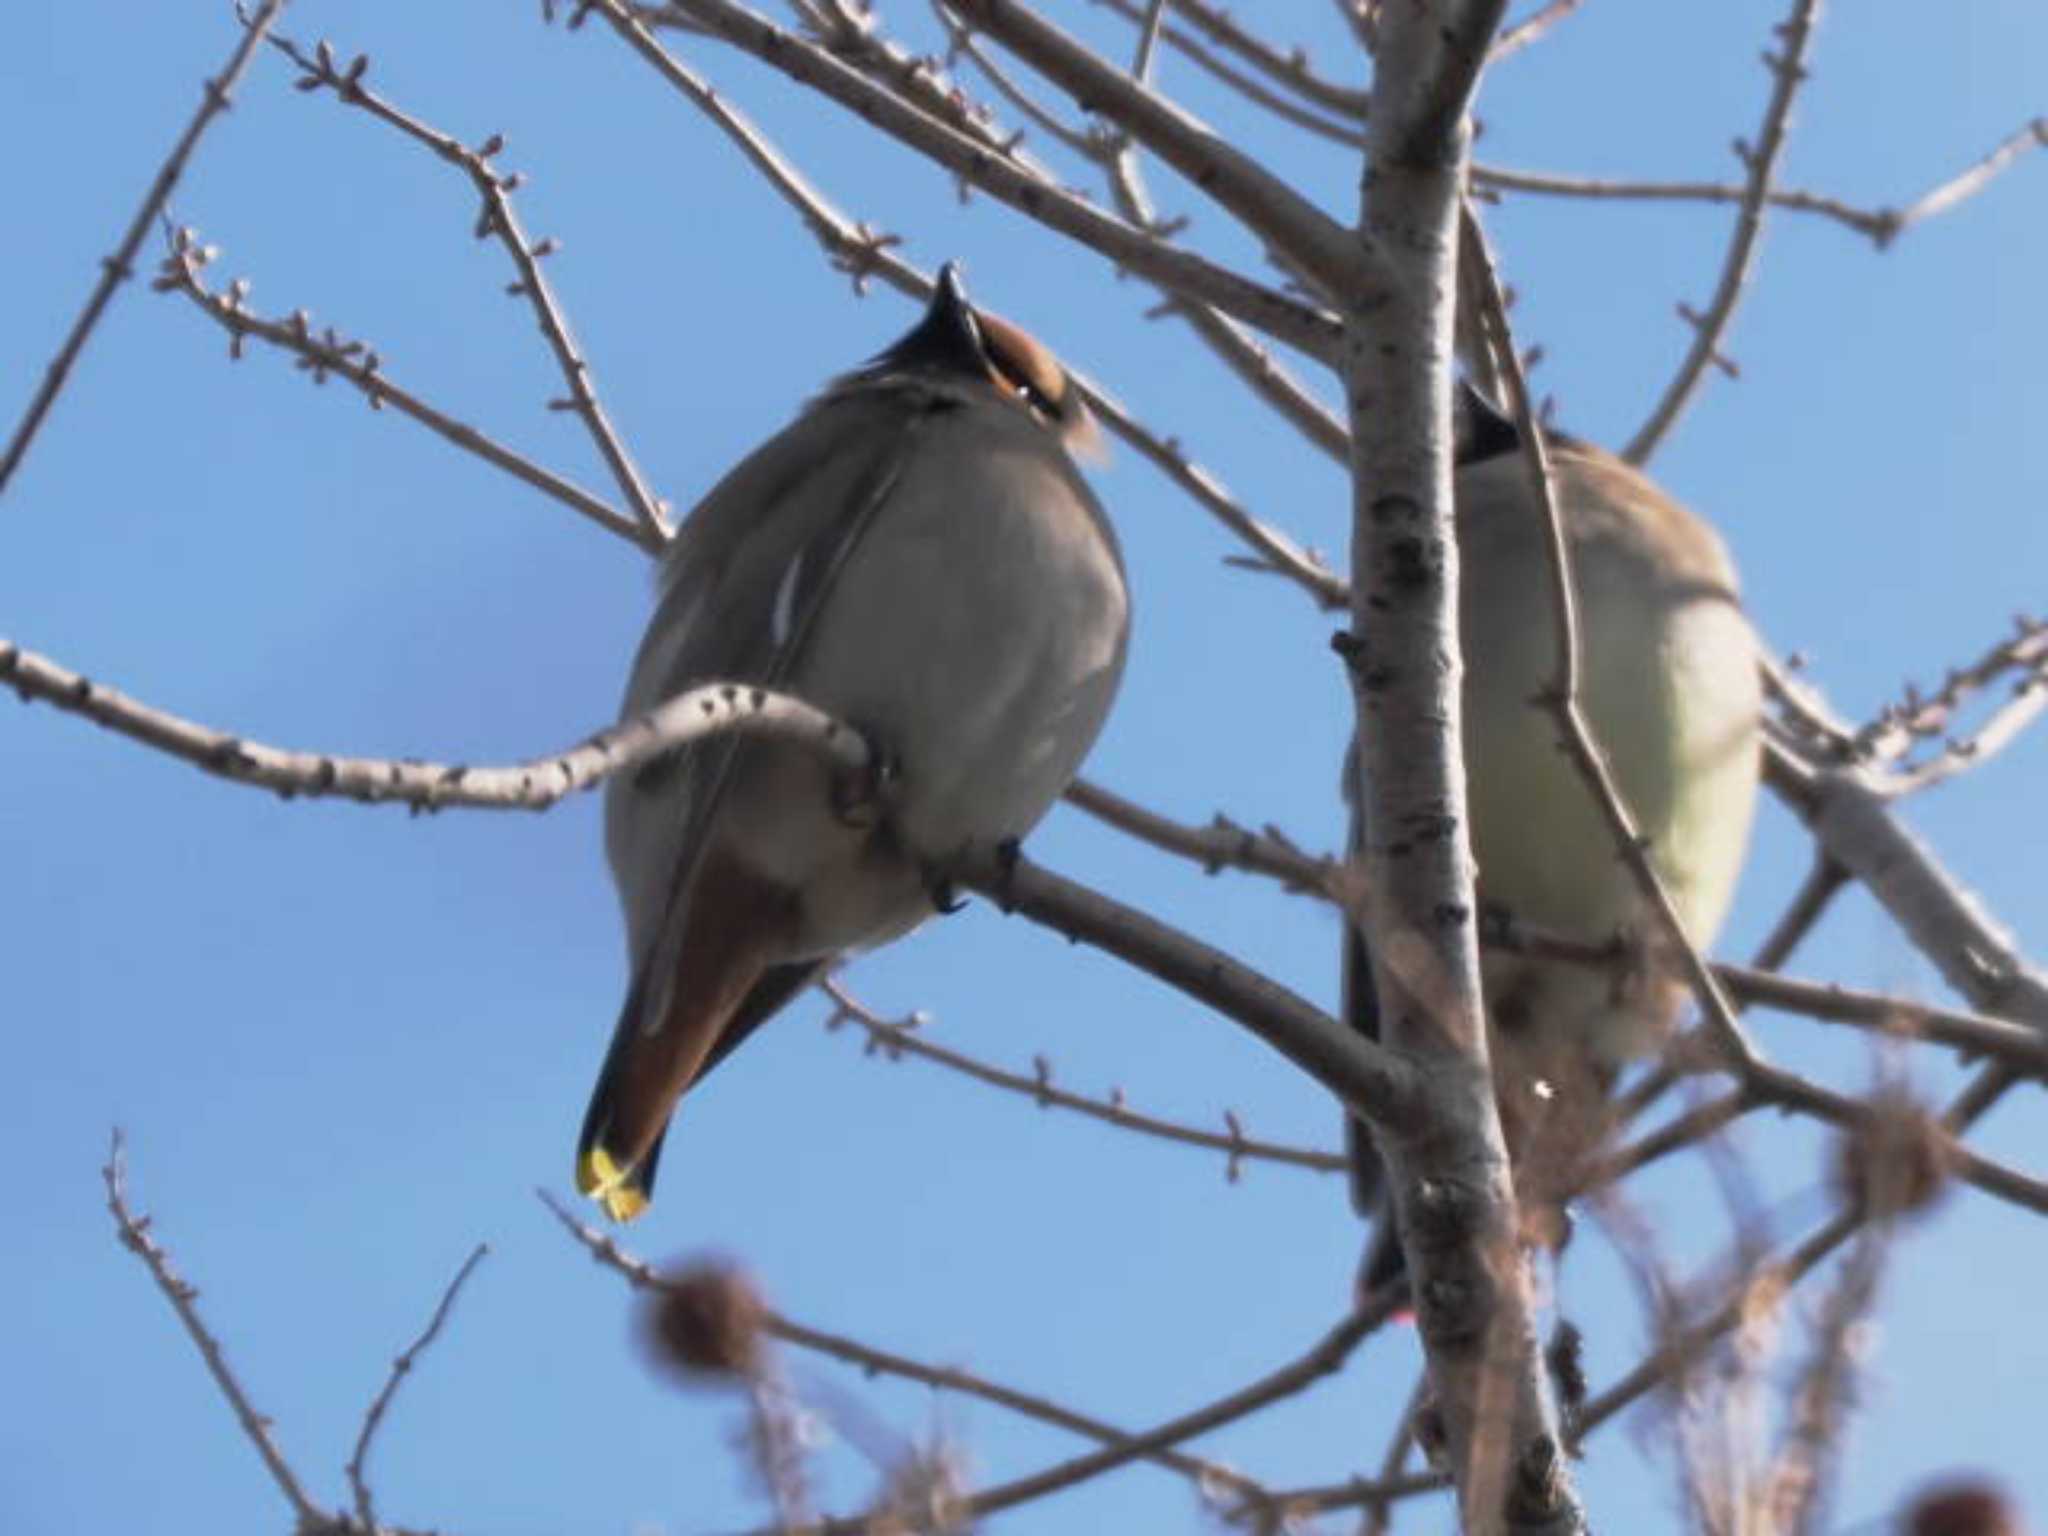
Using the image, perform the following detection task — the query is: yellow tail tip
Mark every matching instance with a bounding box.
[577,1148,651,1223]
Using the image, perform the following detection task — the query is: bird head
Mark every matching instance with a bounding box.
[857,262,1102,459]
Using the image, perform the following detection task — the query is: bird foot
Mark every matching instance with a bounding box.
[831,730,901,829]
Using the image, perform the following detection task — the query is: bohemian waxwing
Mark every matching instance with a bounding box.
[578,265,1129,1221]
[1348,383,1761,1292]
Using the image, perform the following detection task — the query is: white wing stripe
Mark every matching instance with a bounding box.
[770,549,804,648]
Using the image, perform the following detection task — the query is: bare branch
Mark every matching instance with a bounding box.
[1473,163,1886,240]
[926,0,1099,155]
[1088,0,1367,146]
[1623,0,1825,463]
[952,1292,1401,1526]
[723,0,1072,184]
[1856,615,2048,789]
[1078,375,1350,606]
[1064,777,1339,894]
[0,0,289,498]
[943,0,1368,300]
[1576,1207,1860,1437]
[347,1245,491,1532]
[1766,742,2048,1136]
[265,29,671,540]
[0,637,869,811]
[1138,0,1371,119]
[1717,962,2048,1078]
[155,227,651,549]
[1102,129,1353,463]
[602,0,1344,358]
[1765,1227,1890,1536]
[1347,3,1587,1523]
[953,844,1419,1132]
[1886,115,2048,244]
[538,1190,1264,1497]
[1749,851,1849,972]
[822,978,1347,1176]
[583,24,1347,608]
[103,1132,333,1530]
[1488,0,1583,63]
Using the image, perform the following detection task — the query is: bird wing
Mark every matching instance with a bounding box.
[604,388,928,1049]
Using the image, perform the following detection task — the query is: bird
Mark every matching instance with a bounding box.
[1346,381,1761,1294]
[578,265,1130,1222]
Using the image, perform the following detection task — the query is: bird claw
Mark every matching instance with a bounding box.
[831,731,900,829]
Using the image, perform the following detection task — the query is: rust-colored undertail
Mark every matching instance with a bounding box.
[576,849,796,1221]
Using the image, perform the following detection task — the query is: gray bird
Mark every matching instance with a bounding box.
[1348,384,1761,1291]
[579,266,1129,1221]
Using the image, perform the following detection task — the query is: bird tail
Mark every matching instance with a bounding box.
[576,852,785,1221]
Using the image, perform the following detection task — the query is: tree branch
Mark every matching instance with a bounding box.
[346,1245,490,1533]
[539,1190,1266,1498]
[944,0,1369,301]
[1,637,868,810]
[154,227,650,550]
[0,0,289,498]
[1064,777,1340,894]
[103,1132,334,1531]
[262,26,671,540]
[822,977,1347,1176]
[602,0,1344,359]
[1347,1,1583,1526]
[952,844,1420,1132]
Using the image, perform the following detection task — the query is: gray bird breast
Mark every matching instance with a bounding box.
[723,398,1129,958]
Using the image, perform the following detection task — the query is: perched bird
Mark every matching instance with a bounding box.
[580,266,1129,1221]
[1347,383,1761,1292]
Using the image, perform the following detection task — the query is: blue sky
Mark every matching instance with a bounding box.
[4,2,2044,1532]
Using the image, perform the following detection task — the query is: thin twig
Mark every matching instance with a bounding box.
[597,16,1348,608]
[1623,0,1825,463]
[947,1293,1400,1526]
[1751,852,1850,972]
[723,0,1070,185]
[264,28,671,540]
[1575,1207,1859,1437]
[1141,0,1371,117]
[821,978,1347,1176]
[1885,116,2048,245]
[1088,0,1367,146]
[1765,1225,1891,1536]
[346,1245,491,1532]
[944,0,1366,300]
[154,227,649,549]
[0,0,288,497]
[1101,121,1352,464]
[927,0,1098,155]
[757,1297,1410,1533]
[103,1131,332,1529]
[1473,163,1892,243]
[1,0,288,499]
[537,1190,1262,1496]
[609,0,1344,359]
[1,637,868,811]
[954,843,1419,1133]
[1488,0,1583,62]
[1858,615,2048,790]
[1077,373,1350,606]
[1064,777,1339,894]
